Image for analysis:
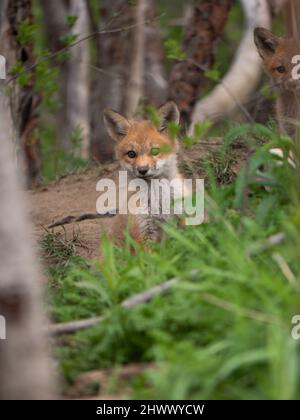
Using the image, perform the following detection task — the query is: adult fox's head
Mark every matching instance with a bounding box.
[254,27,300,92]
[103,102,180,179]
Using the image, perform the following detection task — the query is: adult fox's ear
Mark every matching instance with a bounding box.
[254,27,279,58]
[103,109,130,141]
[158,101,180,132]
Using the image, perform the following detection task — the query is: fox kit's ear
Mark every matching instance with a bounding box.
[103,109,130,141]
[254,27,279,58]
[158,101,180,132]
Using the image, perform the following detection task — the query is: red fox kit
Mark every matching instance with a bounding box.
[103,102,190,246]
[254,27,300,138]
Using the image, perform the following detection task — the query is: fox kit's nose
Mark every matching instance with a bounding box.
[137,166,149,176]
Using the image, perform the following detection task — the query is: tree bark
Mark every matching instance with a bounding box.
[67,0,90,159]
[124,0,147,116]
[168,0,233,127]
[40,0,90,157]
[268,0,289,15]
[143,0,167,107]
[0,5,54,398]
[89,0,134,162]
[1,0,41,188]
[283,0,300,38]
[89,0,167,162]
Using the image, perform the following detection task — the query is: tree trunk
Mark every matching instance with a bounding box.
[268,0,289,15]
[283,0,300,38]
[143,0,167,107]
[89,0,134,162]
[89,0,166,162]
[123,0,147,116]
[0,4,54,399]
[1,0,41,188]
[168,0,233,127]
[40,0,90,157]
[67,0,90,159]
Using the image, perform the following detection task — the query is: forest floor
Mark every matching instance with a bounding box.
[29,137,248,262]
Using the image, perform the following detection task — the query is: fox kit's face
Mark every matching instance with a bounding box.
[103,102,180,179]
[254,27,300,92]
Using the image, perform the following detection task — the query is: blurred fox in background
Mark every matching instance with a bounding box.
[254,1,300,139]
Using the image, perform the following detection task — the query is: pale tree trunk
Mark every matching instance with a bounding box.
[189,0,271,136]
[0,29,54,401]
[89,0,134,162]
[168,0,232,128]
[143,0,167,107]
[67,0,90,159]
[124,0,147,116]
[40,0,90,157]
[1,0,41,188]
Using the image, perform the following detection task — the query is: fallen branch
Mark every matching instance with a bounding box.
[49,254,283,336]
[48,211,117,229]
[68,362,156,399]
[48,278,177,335]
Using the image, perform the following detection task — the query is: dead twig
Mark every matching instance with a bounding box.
[49,265,282,336]
[48,278,177,336]
[48,211,117,229]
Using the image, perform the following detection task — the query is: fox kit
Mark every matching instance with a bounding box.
[103,101,190,246]
[254,27,300,138]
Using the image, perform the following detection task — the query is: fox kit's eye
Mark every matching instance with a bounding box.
[276,65,286,73]
[150,147,160,156]
[127,150,137,159]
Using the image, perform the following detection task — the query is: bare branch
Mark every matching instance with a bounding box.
[5,14,163,84]
[48,278,177,335]
[48,211,117,229]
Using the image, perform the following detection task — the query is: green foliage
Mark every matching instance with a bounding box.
[9,62,32,86]
[46,125,300,399]
[261,83,277,102]
[205,68,221,82]
[145,105,161,129]
[164,38,186,60]
[47,257,105,322]
[65,15,79,29]
[30,1,89,182]
[41,230,76,267]
[16,18,36,45]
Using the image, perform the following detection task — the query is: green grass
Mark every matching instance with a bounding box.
[45,125,300,399]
